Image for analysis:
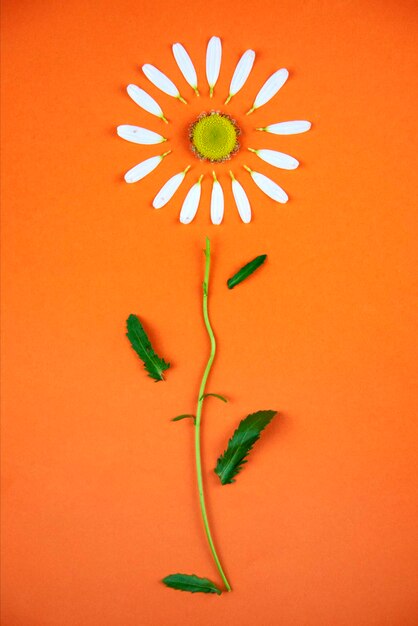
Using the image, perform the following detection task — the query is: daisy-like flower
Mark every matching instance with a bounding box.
[117,37,311,224]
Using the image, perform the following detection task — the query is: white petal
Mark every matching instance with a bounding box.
[179,176,203,224]
[226,50,255,103]
[259,120,311,135]
[117,125,166,145]
[142,63,186,103]
[124,152,170,184]
[247,68,289,114]
[172,43,199,94]
[126,84,167,122]
[231,174,251,223]
[210,174,224,224]
[152,166,190,209]
[245,167,288,203]
[249,148,299,170]
[206,36,222,97]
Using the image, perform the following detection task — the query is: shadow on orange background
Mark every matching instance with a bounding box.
[1,0,418,624]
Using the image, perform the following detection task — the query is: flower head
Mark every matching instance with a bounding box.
[117,37,311,224]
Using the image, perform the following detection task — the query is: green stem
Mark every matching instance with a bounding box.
[194,238,232,592]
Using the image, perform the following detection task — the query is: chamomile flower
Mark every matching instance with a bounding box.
[117,37,311,224]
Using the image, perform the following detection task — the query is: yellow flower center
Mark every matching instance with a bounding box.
[189,111,240,162]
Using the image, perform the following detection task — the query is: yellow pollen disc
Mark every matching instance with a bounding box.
[189,111,240,163]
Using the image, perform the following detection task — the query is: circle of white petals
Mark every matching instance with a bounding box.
[117,37,311,224]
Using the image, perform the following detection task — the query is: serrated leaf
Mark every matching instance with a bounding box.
[162,573,222,595]
[227,254,267,289]
[172,414,196,422]
[215,410,277,485]
[200,393,228,403]
[126,314,170,382]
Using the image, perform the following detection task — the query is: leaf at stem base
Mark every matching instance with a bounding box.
[162,573,222,595]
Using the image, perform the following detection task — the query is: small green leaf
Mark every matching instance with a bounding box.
[126,314,170,382]
[227,254,267,289]
[162,573,222,595]
[200,393,228,403]
[215,410,277,485]
[172,414,196,422]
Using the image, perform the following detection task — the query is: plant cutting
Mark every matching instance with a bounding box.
[120,35,311,594]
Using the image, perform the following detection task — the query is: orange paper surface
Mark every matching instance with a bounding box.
[2,1,418,624]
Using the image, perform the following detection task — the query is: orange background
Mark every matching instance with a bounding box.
[2,0,418,624]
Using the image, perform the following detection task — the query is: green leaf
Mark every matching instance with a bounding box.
[200,393,228,403]
[126,314,170,382]
[162,573,222,595]
[227,254,267,289]
[215,410,277,485]
[172,414,196,422]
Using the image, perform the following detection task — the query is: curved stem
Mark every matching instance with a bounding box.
[194,238,232,592]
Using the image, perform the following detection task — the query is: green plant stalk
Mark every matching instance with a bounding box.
[194,238,232,592]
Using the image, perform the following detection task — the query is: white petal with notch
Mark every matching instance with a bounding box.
[230,172,251,223]
[247,68,289,114]
[152,166,190,209]
[126,84,167,122]
[117,125,166,145]
[172,43,199,95]
[226,49,255,103]
[142,63,186,103]
[210,173,224,224]
[249,148,299,170]
[179,175,203,224]
[206,36,222,97]
[124,151,171,184]
[258,120,311,135]
[245,167,288,203]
